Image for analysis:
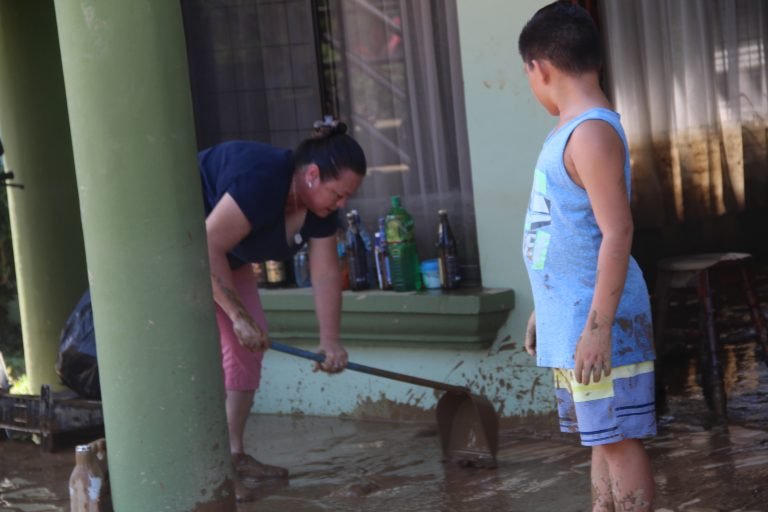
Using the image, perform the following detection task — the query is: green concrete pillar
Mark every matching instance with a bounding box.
[0,1,88,391]
[53,1,235,510]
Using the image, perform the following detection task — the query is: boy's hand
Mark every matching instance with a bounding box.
[574,311,612,385]
[524,310,537,356]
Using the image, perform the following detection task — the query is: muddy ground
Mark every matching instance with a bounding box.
[2,266,767,511]
[1,333,766,511]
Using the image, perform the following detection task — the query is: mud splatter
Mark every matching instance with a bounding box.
[191,480,236,512]
[616,317,633,333]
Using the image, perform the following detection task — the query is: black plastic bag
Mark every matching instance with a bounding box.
[55,290,100,399]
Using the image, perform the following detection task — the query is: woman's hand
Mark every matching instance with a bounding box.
[232,311,269,352]
[525,310,537,356]
[574,310,612,385]
[314,340,348,374]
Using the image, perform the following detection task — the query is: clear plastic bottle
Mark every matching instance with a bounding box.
[436,209,461,289]
[293,245,311,288]
[374,217,392,290]
[385,196,422,292]
[336,228,350,290]
[346,212,370,291]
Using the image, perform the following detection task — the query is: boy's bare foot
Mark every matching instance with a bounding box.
[232,453,289,480]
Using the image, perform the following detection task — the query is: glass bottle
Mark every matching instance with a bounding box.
[252,263,267,287]
[265,260,287,288]
[385,196,422,292]
[351,209,377,288]
[436,209,461,289]
[69,444,105,511]
[346,212,370,291]
[374,217,392,290]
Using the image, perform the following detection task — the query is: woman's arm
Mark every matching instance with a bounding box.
[309,234,348,372]
[206,193,268,351]
[567,120,633,385]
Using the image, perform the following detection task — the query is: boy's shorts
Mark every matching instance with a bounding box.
[215,264,267,392]
[554,361,657,446]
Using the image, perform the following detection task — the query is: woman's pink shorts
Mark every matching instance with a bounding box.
[215,265,267,391]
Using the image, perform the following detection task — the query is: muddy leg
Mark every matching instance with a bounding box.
[594,439,654,512]
[591,448,614,512]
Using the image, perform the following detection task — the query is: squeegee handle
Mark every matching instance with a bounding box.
[270,341,469,395]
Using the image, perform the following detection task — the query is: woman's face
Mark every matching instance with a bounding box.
[303,166,364,218]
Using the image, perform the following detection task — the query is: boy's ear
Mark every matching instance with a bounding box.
[532,59,551,84]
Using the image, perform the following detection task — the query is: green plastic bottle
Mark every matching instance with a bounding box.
[385,196,422,292]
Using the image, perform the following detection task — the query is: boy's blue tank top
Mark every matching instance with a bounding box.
[522,108,655,369]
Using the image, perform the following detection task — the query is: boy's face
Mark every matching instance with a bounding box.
[523,59,558,116]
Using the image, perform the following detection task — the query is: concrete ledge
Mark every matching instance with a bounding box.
[260,287,515,349]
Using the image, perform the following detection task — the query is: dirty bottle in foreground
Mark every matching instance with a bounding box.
[69,443,106,511]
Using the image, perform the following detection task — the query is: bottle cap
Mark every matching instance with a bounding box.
[346,211,356,222]
[438,209,448,216]
[76,444,93,453]
[391,196,401,207]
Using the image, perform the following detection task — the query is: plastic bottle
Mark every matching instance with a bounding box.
[351,210,377,288]
[293,245,311,288]
[385,196,422,292]
[346,212,370,291]
[69,443,106,511]
[336,228,350,290]
[436,209,461,289]
[374,217,392,290]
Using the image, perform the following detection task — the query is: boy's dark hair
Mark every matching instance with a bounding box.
[518,1,602,75]
[294,121,367,181]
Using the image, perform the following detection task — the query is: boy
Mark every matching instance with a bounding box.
[518,2,656,511]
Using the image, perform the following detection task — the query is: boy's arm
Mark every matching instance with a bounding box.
[566,120,633,385]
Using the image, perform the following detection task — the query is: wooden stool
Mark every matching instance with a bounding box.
[654,253,768,418]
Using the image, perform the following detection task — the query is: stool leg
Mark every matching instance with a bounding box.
[697,270,727,418]
[740,265,768,365]
[653,272,671,414]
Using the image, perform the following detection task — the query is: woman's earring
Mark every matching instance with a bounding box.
[306,181,313,189]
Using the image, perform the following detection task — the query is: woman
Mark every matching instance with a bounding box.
[199,122,367,500]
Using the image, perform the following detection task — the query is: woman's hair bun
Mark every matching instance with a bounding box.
[312,116,348,138]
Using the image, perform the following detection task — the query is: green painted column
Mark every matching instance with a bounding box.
[0,1,88,391]
[53,1,235,510]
